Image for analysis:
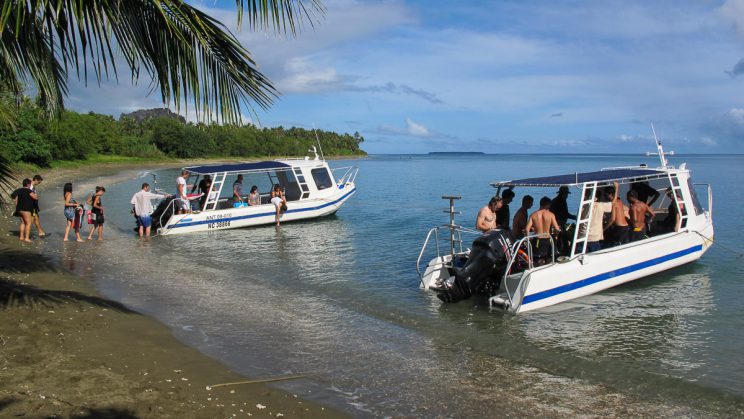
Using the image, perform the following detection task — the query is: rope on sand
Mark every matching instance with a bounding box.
[206,374,306,390]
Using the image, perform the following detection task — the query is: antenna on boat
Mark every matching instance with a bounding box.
[312,124,325,162]
[442,195,462,260]
[646,123,674,169]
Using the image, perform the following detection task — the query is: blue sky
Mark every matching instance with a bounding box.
[67,0,744,153]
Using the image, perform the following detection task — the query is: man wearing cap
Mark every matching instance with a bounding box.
[550,186,576,229]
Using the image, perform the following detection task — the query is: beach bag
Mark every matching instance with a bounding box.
[73,208,84,229]
[88,211,96,224]
[280,201,288,212]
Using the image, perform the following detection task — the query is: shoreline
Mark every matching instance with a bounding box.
[0,162,346,418]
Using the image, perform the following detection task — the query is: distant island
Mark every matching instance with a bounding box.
[428,151,485,155]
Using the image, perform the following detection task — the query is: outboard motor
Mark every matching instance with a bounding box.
[437,230,511,303]
[150,196,177,232]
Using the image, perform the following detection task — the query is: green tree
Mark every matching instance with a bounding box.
[0,0,324,184]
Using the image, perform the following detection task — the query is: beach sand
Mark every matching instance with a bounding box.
[0,163,345,418]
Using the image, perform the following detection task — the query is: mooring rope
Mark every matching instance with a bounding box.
[694,231,744,258]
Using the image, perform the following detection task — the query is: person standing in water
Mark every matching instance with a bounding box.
[29,174,46,238]
[130,183,169,237]
[270,184,286,226]
[62,182,84,242]
[10,178,38,242]
[87,186,106,240]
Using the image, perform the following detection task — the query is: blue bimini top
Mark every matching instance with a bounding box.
[184,161,292,175]
[492,168,666,188]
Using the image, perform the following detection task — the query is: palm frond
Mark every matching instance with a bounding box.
[0,1,324,124]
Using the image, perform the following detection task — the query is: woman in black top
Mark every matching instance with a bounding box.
[87,186,106,240]
[10,178,38,242]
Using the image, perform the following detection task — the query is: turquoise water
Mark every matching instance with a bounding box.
[40,154,744,416]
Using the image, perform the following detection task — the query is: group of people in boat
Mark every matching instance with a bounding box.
[173,170,288,226]
[476,180,683,262]
[8,175,107,242]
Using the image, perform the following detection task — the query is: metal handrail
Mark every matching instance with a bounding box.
[332,166,358,186]
[415,225,482,282]
[502,233,555,309]
[693,183,713,221]
[158,198,178,232]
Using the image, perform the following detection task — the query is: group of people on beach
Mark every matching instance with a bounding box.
[476,181,677,262]
[8,176,106,242]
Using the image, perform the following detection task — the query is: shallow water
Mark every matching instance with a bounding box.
[39,154,744,416]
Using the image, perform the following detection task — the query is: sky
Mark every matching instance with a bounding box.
[66,0,744,154]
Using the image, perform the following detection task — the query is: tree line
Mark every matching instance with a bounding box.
[0,96,366,167]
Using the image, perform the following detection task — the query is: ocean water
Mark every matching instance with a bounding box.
[40,154,744,416]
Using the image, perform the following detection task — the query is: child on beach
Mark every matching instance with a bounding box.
[87,186,106,241]
[10,178,38,242]
[63,183,84,242]
[29,174,46,237]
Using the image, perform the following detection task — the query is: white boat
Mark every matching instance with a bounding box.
[417,137,714,314]
[154,149,358,235]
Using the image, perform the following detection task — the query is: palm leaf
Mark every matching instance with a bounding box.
[0,0,324,124]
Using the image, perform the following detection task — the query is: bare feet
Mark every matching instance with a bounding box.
[76,239,84,242]
[22,239,32,243]
[63,238,69,242]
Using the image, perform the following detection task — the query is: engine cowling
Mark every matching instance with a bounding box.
[437,230,511,303]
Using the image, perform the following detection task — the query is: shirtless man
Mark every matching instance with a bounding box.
[511,195,533,240]
[627,190,655,242]
[605,185,630,246]
[475,196,502,233]
[525,197,561,261]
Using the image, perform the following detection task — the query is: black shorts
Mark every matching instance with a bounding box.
[630,227,645,242]
[613,225,630,245]
[535,238,553,258]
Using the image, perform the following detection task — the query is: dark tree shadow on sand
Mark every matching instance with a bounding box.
[0,278,136,313]
[0,397,17,412]
[72,407,139,419]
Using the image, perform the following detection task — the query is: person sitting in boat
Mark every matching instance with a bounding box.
[660,187,682,233]
[198,175,212,210]
[496,189,515,230]
[475,196,502,233]
[627,190,655,242]
[585,183,617,252]
[525,197,561,265]
[604,185,630,246]
[271,184,287,226]
[247,185,260,206]
[511,195,533,240]
[232,174,244,203]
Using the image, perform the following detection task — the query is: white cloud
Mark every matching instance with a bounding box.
[728,108,744,124]
[701,136,718,146]
[718,0,744,39]
[405,117,430,137]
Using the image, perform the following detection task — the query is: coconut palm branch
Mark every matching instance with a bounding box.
[0,0,324,124]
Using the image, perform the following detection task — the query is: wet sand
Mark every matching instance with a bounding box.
[0,162,345,418]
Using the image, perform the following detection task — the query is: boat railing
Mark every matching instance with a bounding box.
[333,166,359,186]
[158,197,178,231]
[415,225,481,282]
[502,233,556,309]
[694,182,713,220]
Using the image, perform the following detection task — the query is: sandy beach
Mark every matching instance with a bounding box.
[0,163,345,418]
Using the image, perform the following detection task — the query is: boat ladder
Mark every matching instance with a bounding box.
[570,181,597,257]
[204,172,227,211]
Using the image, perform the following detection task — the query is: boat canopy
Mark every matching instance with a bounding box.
[184,161,292,175]
[492,168,667,188]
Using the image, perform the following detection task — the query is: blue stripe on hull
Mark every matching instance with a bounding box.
[521,244,703,306]
[167,187,356,229]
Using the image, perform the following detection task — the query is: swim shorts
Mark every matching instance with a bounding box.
[271,196,283,207]
[137,214,152,228]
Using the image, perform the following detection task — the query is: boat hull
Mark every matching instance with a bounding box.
[158,186,356,235]
[516,223,713,313]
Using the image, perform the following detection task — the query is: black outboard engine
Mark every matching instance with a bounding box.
[150,196,177,232]
[437,230,511,303]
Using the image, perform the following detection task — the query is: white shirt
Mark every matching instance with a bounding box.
[588,201,613,242]
[130,190,166,216]
[176,176,187,198]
